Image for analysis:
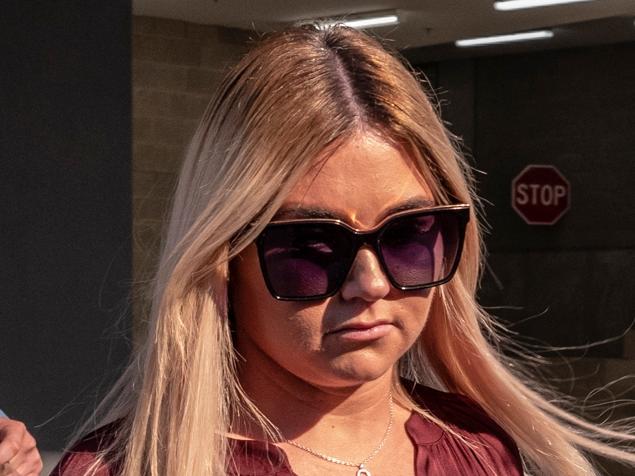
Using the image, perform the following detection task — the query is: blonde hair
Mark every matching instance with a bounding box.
[74,25,634,475]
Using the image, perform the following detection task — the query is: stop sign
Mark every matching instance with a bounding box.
[512,165,570,225]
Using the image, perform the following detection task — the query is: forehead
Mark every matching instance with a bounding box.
[278,133,434,228]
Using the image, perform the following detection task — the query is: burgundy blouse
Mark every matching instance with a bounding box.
[51,384,523,475]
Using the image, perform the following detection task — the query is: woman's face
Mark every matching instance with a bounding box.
[231,132,437,388]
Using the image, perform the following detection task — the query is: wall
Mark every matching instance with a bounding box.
[131,16,250,339]
[410,43,635,475]
[413,42,635,355]
[1,1,132,451]
[0,9,251,460]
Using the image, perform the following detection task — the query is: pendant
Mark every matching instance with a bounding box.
[356,464,371,476]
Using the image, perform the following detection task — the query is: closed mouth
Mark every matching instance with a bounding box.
[327,320,393,335]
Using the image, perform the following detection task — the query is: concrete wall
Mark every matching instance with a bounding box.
[411,43,635,359]
[410,43,635,475]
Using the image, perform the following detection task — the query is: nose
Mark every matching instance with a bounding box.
[339,246,391,302]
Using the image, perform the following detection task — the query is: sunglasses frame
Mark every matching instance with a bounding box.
[255,204,471,301]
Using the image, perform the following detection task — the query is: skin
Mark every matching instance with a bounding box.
[230,132,437,475]
[0,418,42,476]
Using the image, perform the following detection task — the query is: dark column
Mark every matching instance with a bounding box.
[1,1,132,450]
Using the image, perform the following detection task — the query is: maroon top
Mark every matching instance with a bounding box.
[51,384,523,475]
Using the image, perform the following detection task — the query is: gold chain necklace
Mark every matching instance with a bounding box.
[284,392,394,476]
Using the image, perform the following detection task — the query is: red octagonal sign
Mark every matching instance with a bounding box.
[512,165,570,225]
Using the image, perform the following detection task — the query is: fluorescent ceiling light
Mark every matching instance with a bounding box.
[308,13,399,30]
[456,30,554,47]
[494,0,595,11]
[338,14,399,29]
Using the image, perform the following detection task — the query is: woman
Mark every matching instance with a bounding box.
[52,25,634,475]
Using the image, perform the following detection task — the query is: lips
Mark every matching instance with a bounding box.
[325,320,395,343]
[329,320,388,333]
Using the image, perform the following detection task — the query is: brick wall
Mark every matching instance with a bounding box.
[132,16,250,341]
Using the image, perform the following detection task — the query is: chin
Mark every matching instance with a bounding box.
[323,354,397,386]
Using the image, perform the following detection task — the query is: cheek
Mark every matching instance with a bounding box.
[393,290,435,342]
[230,247,267,315]
[229,245,325,351]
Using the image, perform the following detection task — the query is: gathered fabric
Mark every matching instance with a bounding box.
[228,384,522,476]
[51,383,523,476]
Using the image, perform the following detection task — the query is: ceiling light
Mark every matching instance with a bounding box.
[494,0,595,11]
[455,30,554,47]
[336,14,399,29]
[301,12,399,30]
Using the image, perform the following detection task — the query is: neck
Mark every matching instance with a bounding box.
[235,338,396,442]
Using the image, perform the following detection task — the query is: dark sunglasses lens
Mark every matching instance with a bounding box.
[380,212,462,287]
[260,224,352,298]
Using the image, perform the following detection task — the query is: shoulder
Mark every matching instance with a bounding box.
[403,381,523,473]
[50,421,123,476]
[405,381,512,435]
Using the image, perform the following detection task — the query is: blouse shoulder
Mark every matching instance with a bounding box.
[50,421,122,476]
[405,381,507,433]
[404,381,524,475]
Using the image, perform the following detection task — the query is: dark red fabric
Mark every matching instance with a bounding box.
[51,384,523,475]
[404,385,523,476]
[50,421,122,476]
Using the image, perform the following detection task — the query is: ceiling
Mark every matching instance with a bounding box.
[133,0,635,52]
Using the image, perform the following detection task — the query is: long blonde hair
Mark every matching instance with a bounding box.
[75,25,634,475]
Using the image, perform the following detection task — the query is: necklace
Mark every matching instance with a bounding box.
[284,392,394,476]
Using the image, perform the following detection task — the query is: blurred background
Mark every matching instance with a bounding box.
[1,0,634,473]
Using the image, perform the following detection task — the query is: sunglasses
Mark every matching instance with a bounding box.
[255,204,470,301]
